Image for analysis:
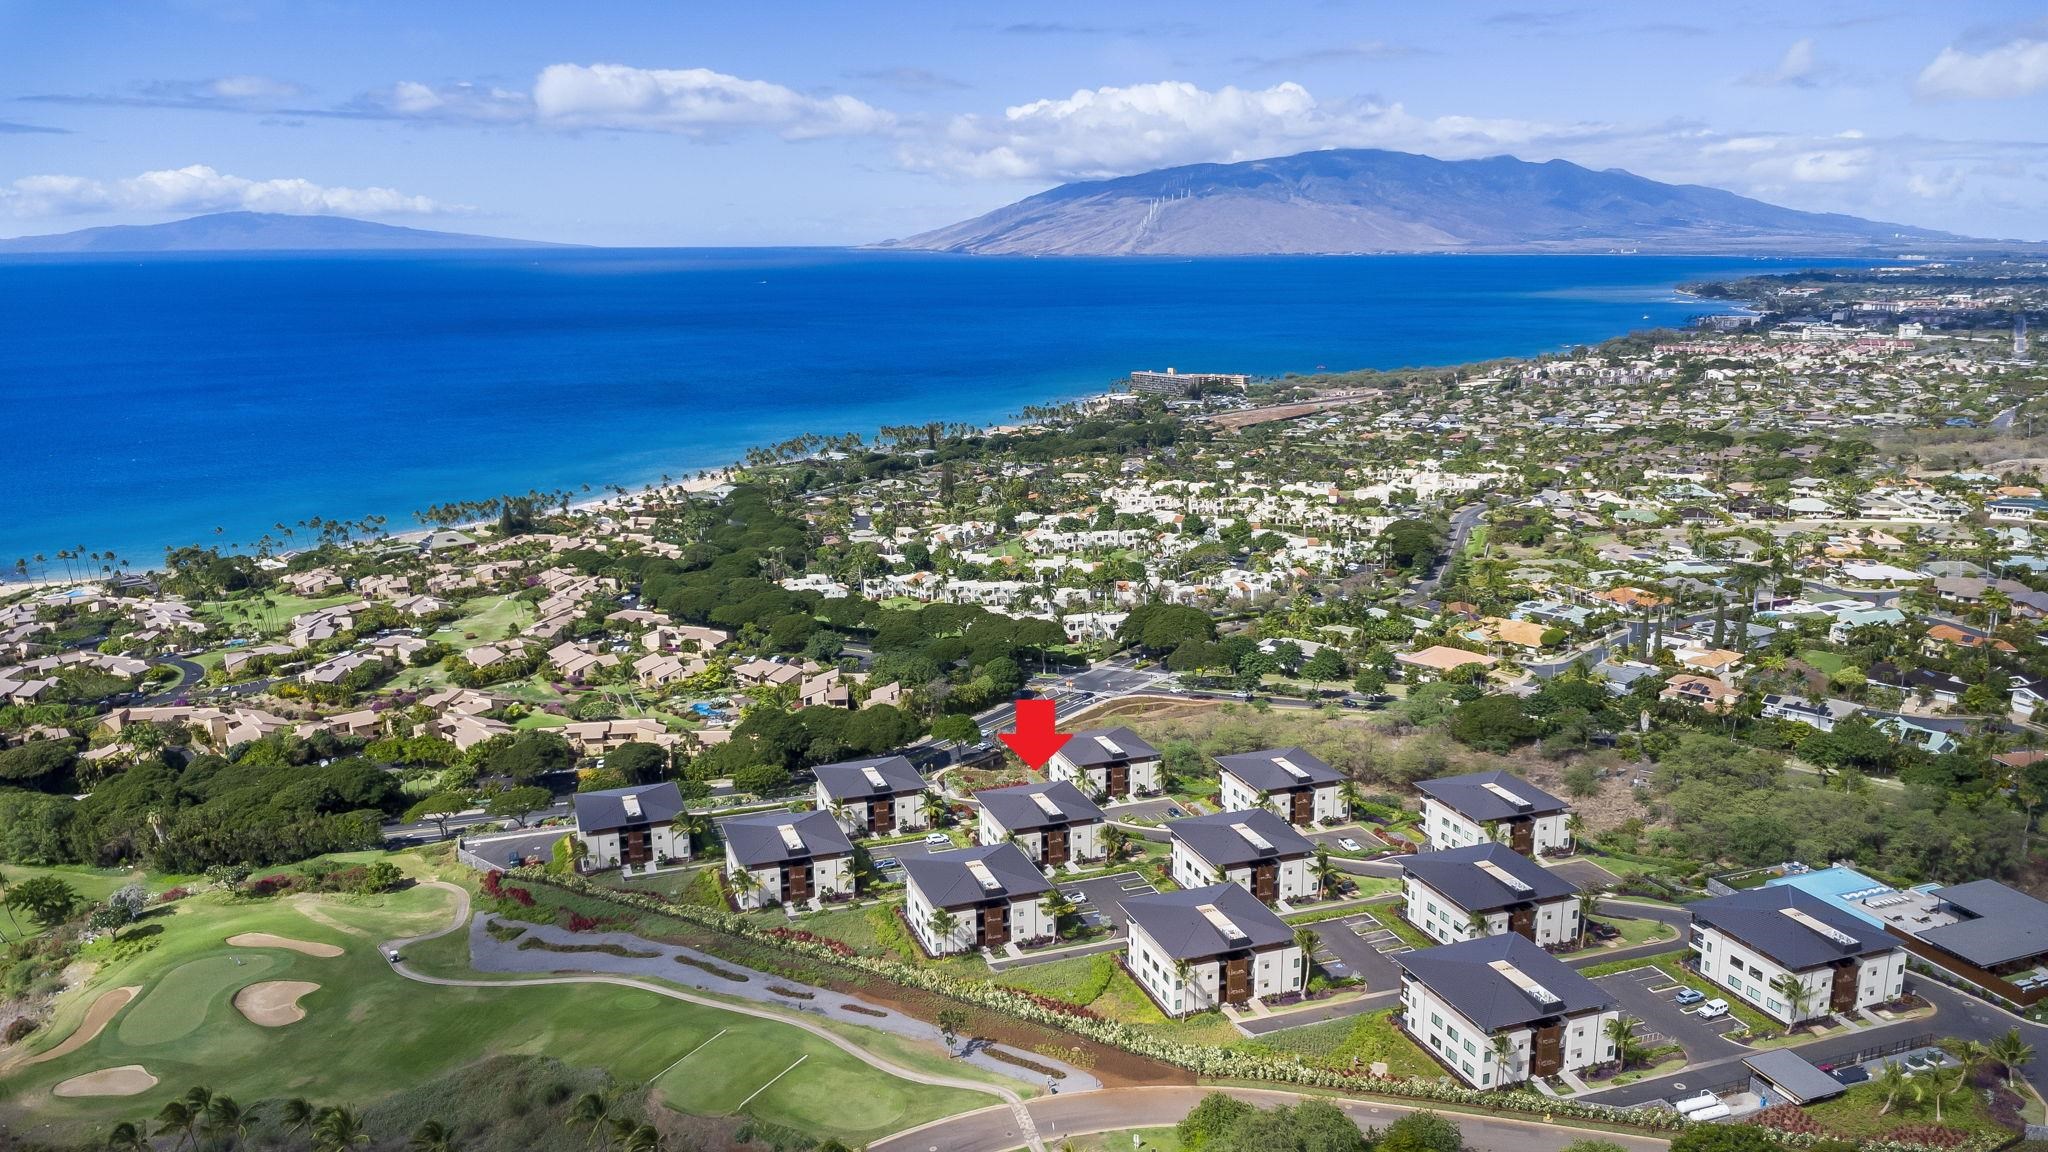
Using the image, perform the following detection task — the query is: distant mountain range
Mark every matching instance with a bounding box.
[880,148,1995,256]
[0,211,563,254]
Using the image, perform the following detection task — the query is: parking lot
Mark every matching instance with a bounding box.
[1104,797,1193,824]
[862,835,959,883]
[1307,908,1411,992]
[1591,966,1749,1065]
[1053,870,1159,933]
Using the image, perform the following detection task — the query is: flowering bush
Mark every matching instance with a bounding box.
[156,887,190,904]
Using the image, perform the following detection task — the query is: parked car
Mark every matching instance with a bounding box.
[1336,837,1362,852]
[1695,998,1730,1019]
[1340,697,1360,709]
[923,832,952,847]
[1673,988,1706,1006]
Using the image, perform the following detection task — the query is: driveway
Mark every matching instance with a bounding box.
[1307,910,1406,992]
[460,827,573,869]
[1104,797,1191,824]
[1544,857,1622,889]
[1065,870,1157,933]
[1591,967,1748,1068]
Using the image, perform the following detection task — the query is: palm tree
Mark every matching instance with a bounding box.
[410,1119,461,1152]
[566,1093,613,1149]
[1173,958,1194,1014]
[1991,1028,2035,1088]
[278,1098,317,1140]
[155,1101,198,1152]
[1294,927,1321,974]
[1490,1033,1517,1079]
[1874,1061,1915,1115]
[1042,888,1078,939]
[1604,1015,1642,1070]
[205,1095,255,1148]
[1466,911,1491,940]
[1103,824,1129,862]
[927,906,961,950]
[1576,887,1602,945]
[312,1106,371,1152]
[1337,779,1365,821]
[1769,972,1818,1029]
[1924,1065,1965,1123]
[920,789,949,829]
[621,1124,665,1152]
[105,1121,150,1151]
[1954,1039,1991,1088]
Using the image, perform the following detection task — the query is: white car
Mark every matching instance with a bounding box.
[386,949,403,963]
[923,832,953,847]
[1695,998,1730,1019]
[1336,837,1362,852]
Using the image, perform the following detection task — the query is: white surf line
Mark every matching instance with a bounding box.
[650,1027,727,1084]
[736,1054,808,1110]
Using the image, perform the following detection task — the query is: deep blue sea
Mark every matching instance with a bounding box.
[0,249,1864,567]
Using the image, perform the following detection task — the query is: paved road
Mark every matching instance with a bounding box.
[385,882,1051,1151]
[873,1084,1669,1152]
[140,655,206,704]
[1403,503,1486,606]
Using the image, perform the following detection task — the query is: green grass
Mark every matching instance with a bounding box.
[431,593,535,648]
[0,869,994,1146]
[1248,1009,1439,1078]
[993,953,1117,1006]
[1800,649,1849,675]
[1805,1079,2014,1142]
[1029,1129,1183,1151]
[201,591,361,635]
[0,863,155,911]
[1572,948,1688,980]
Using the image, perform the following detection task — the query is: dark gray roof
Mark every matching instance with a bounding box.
[814,755,926,800]
[1400,844,1578,912]
[1743,1050,1847,1104]
[1689,887,1898,970]
[977,780,1105,832]
[1058,726,1160,767]
[572,782,686,833]
[1168,808,1313,868]
[1415,770,1568,822]
[902,842,1050,909]
[1119,882,1294,960]
[1396,934,1612,1031]
[1918,880,2048,968]
[721,808,853,868]
[1216,747,1342,792]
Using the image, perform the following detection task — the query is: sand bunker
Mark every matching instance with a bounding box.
[53,1064,157,1097]
[0,985,139,1073]
[233,980,320,1027]
[225,932,343,957]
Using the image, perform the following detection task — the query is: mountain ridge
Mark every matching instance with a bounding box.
[0,211,566,254]
[879,148,2001,256]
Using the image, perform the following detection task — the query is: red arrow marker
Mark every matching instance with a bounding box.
[998,698,1071,770]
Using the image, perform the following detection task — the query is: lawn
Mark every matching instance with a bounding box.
[430,593,535,648]
[1031,1129,1183,1151]
[1804,1079,2017,1144]
[0,867,994,1147]
[1247,1009,1440,1078]
[201,592,361,636]
[1800,649,1849,675]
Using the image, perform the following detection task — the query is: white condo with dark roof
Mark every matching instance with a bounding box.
[902,842,1054,955]
[1688,888,1906,1025]
[813,754,928,837]
[1400,844,1581,947]
[1398,934,1619,1089]
[1215,747,1349,827]
[1047,726,1161,801]
[976,780,1107,868]
[1416,769,1572,855]
[571,782,690,870]
[1167,808,1318,905]
[1121,883,1305,1017]
[721,809,856,910]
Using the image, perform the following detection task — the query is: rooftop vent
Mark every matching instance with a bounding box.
[621,794,643,819]
[1198,903,1247,942]
[1489,959,1563,1007]
[1093,735,1126,758]
[1274,756,1310,781]
[1029,792,1064,818]
[861,765,890,791]
[1779,906,1860,949]
[1481,781,1534,811]
[777,824,804,852]
[1475,859,1534,894]
[1231,822,1277,855]
[966,860,1004,893]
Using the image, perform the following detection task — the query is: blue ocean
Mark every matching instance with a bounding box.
[0,250,1857,566]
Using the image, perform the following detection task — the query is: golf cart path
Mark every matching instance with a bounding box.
[383,881,1048,1152]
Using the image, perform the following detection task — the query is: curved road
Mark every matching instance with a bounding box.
[873,1084,1669,1152]
[381,882,1047,1151]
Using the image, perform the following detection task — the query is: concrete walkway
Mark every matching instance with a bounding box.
[383,882,1053,1152]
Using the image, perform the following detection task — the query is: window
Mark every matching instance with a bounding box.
[1430,1012,1443,1028]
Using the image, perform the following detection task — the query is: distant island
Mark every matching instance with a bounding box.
[0,211,566,254]
[879,147,2007,257]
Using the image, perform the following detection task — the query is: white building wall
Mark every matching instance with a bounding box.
[722,846,854,910]
[1170,842,1317,903]
[979,815,1107,866]
[1047,752,1162,800]
[1126,922,1306,1018]
[1401,978,1619,1088]
[816,787,929,836]
[1691,925,1906,1023]
[1217,774,1349,826]
[1419,798,1572,854]
[1402,878,1578,946]
[578,823,687,870]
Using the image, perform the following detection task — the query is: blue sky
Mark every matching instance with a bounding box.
[5,1,2047,244]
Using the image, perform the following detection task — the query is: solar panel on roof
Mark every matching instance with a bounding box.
[1488,959,1563,1007]
[1197,903,1247,941]
[1475,859,1533,893]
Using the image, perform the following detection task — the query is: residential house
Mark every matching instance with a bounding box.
[1214,747,1348,826]
[1688,888,1907,1025]
[1121,883,1306,1017]
[1398,934,1620,1089]
[572,782,689,870]
[722,809,856,910]
[1761,694,1860,732]
[1661,674,1738,712]
[1395,646,1499,681]
[1047,726,1162,801]
[1416,770,1573,855]
[813,755,929,837]
[902,842,1053,955]
[1167,809,1319,905]
[1401,844,1582,947]
[977,780,1107,868]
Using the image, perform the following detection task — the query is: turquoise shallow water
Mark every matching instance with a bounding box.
[0,248,1859,564]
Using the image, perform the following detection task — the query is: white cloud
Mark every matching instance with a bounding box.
[899,80,1612,182]
[1917,38,2048,100]
[350,80,531,123]
[528,64,893,138]
[1742,39,1824,88]
[0,164,461,218]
